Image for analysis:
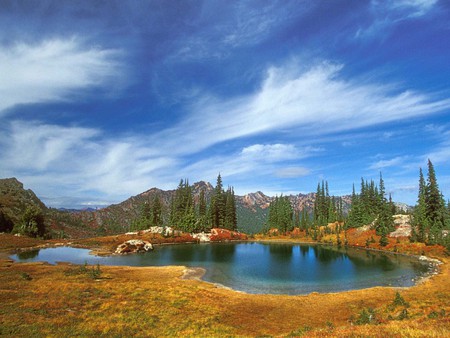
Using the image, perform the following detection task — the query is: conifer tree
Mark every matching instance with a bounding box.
[425,160,445,230]
[211,174,226,228]
[267,195,293,234]
[151,194,163,227]
[413,168,428,242]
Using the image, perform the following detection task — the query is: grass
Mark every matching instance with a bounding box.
[0,233,449,337]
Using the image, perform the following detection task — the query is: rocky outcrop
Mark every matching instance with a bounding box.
[390,214,412,238]
[192,232,211,242]
[115,239,153,254]
[210,228,248,241]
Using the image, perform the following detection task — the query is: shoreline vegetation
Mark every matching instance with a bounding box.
[1,232,449,337]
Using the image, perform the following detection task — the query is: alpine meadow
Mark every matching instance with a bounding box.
[1,1,450,337]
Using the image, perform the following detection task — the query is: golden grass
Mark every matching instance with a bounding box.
[0,233,449,337]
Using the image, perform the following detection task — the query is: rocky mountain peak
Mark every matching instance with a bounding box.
[239,191,272,209]
[192,181,214,194]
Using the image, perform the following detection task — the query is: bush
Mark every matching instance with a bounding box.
[355,307,377,325]
[20,272,32,281]
[13,205,45,238]
[392,292,409,307]
[397,308,409,320]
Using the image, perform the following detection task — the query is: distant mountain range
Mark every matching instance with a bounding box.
[0,177,410,238]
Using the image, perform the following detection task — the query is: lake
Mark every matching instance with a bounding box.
[11,242,430,294]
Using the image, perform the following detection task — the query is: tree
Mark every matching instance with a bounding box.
[412,160,449,246]
[13,205,45,238]
[211,174,226,228]
[425,160,445,230]
[170,179,196,232]
[0,209,14,233]
[267,195,293,234]
[151,194,163,227]
[224,187,237,231]
[413,168,428,242]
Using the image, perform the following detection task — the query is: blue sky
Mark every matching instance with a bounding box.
[1,0,449,208]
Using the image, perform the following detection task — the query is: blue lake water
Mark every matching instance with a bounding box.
[11,242,429,294]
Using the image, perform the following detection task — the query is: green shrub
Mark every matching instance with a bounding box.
[355,307,376,325]
[20,272,32,281]
[392,292,409,307]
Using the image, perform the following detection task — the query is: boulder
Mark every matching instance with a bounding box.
[192,232,211,242]
[389,214,412,238]
[115,239,153,254]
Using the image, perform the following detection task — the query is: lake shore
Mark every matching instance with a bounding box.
[1,233,449,337]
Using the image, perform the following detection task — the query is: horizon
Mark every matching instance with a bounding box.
[1,1,449,209]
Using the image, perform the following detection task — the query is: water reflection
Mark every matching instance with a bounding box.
[311,246,346,264]
[210,243,236,262]
[17,249,40,260]
[10,243,429,294]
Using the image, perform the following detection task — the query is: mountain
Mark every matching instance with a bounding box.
[0,178,47,226]
[0,178,356,237]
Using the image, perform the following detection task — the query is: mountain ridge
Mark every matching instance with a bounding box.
[1,178,408,238]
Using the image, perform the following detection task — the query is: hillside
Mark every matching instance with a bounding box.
[1,178,354,238]
[0,178,47,233]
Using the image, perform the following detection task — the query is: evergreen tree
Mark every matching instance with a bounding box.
[0,208,13,233]
[425,160,445,230]
[13,205,45,238]
[151,194,163,227]
[198,189,207,219]
[413,168,428,242]
[347,174,394,231]
[267,195,293,234]
[211,174,226,228]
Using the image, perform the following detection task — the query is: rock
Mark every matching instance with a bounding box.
[389,214,412,238]
[140,226,174,236]
[210,228,248,241]
[192,232,211,242]
[115,239,153,254]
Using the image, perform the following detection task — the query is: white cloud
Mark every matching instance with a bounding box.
[240,144,300,162]
[386,0,437,18]
[369,156,410,170]
[0,120,177,203]
[1,120,99,172]
[0,38,121,114]
[155,60,450,155]
[424,127,450,165]
[2,58,449,208]
[356,0,437,39]
[275,167,310,178]
[179,143,315,185]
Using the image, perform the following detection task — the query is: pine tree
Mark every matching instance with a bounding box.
[413,168,428,242]
[198,189,207,218]
[267,195,293,234]
[151,194,163,227]
[425,160,445,230]
[211,174,226,228]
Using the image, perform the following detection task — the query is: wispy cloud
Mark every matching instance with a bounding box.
[0,38,122,114]
[0,120,177,205]
[369,156,410,170]
[356,0,437,39]
[155,60,450,156]
[171,1,314,61]
[275,167,311,178]
[424,126,450,165]
[180,143,314,183]
[2,58,449,207]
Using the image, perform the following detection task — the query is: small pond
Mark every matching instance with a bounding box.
[11,242,430,295]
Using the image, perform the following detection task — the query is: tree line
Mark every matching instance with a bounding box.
[266,160,449,248]
[131,174,237,233]
[411,160,450,246]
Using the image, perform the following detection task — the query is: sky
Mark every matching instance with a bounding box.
[0,0,449,209]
